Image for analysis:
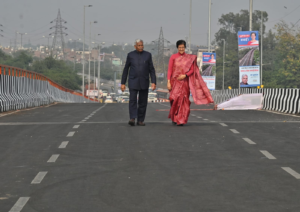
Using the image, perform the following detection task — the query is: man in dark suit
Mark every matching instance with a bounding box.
[121,39,156,126]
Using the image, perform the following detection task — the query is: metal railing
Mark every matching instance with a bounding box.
[211,88,300,114]
[0,64,95,112]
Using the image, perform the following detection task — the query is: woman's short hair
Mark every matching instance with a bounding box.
[250,32,256,37]
[176,40,186,48]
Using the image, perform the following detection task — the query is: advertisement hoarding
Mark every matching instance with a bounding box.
[86,90,102,97]
[238,31,260,88]
[202,52,216,65]
[202,76,216,90]
[239,66,260,87]
[238,31,259,50]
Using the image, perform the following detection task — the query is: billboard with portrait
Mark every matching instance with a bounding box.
[239,66,260,88]
[238,31,259,50]
[238,31,260,87]
[202,52,216,65]
[202,76,216,90]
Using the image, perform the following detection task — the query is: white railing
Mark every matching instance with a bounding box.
[211,88,300,114]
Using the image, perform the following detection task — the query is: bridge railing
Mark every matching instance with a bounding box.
[211,88,300,114]
[0,64,95,112]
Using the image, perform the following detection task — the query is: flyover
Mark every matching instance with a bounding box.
[1,102,300,211]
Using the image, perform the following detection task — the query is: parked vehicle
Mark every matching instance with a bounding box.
[104,96,113,103]
[122,97,130,103]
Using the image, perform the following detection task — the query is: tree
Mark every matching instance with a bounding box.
[273,21,300,88]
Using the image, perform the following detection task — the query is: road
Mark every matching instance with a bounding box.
[1,103,300,211]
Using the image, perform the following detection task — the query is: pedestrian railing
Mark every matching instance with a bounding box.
[0,64,95,112]
[211,88,300,114]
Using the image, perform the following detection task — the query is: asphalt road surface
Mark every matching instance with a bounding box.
[1,102,300,212]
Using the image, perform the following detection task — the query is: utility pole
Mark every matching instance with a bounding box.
[18,32,27,49]
[82,5,92,97]
[208,0,211,52]
[221,39,225,90]
[260,11,263,86]
[152,27,170,81]
[88,21,97,99]
[188,0,192,54]
[249,0,253,31]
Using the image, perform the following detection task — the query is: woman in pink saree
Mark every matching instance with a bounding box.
[167,40,214,126]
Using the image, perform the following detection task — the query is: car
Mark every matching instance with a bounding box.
[104,96,113,103]
[148,96,158,102]
[117,96,128,103]
[102,90,108,97]
[121,97,130,103]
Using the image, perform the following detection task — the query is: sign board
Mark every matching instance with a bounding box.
[202,76,216,90]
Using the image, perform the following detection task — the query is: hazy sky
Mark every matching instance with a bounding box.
[1,0,300,47]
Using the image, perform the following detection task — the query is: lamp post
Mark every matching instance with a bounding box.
[260,11,265,86]
[249,0,253,31]
[82,5,92,97]
[43,35,53,53]
[188,0,192,54]
[18,32,27,49]
[88,21,97,99]
[237,27,242,93]
[208,0,212,52]
[97,40,105,102]
[221,39,226,90]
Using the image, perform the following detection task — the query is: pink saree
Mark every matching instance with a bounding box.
[168,54,214,125]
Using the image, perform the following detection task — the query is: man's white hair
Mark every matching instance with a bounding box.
[134,39,144,45]
[242,74,248,78]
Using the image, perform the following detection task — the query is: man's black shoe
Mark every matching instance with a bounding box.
[137,121,145,126]
[128,119,135,126]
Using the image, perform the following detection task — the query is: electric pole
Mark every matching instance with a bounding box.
[49,9,68,59]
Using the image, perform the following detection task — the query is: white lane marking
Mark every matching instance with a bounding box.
[260,150,276,159]
[31,172,48,184]
[203,119,209,121]
[230,129,240,134]
[197,116,202,118]
[210,121,216,122]
[9,197,30,212]
[47,154,60,163]
[242,138,256,144]
[282,167,300,179]
[67,132,75,137]
[59,141,69,148]
[191,114,195,116]
[73,125,80,129]
[220,123,228,127]
[81,120,86,122]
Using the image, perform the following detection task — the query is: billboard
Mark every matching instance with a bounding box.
[238,31,260,87]
[202,76,216,90]
[239,66,260,87]
[86,90,102,97]
[202,52,216,65]
[238,31,259,50]
[99,53,105,62]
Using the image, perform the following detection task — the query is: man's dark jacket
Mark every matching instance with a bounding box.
[121,50,156,90]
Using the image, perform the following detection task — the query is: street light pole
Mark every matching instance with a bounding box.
[249,0,253,31]
[18,32,27,49]
[188,0,192,54]
[221,39,226,90]
[82,5,92,97]
[237,27,242,94]
[208,0,211,52]
[261,11,264,86]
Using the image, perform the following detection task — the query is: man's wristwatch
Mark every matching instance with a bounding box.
[186,74,187,78]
